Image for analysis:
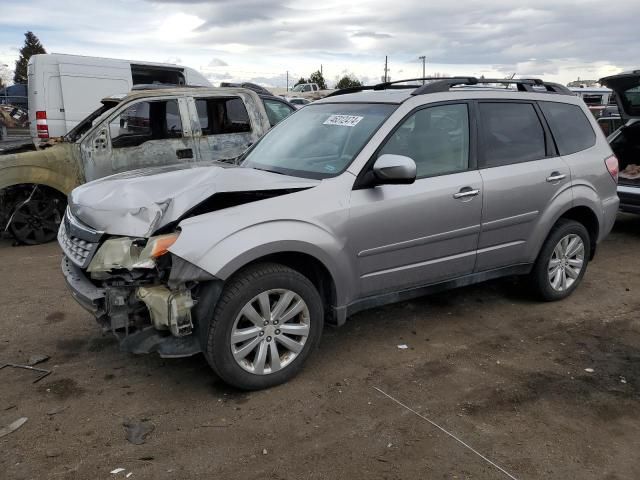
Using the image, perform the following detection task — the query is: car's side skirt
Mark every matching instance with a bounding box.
[345,264,533,319]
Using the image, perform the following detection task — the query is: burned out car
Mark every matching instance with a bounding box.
[60,77,619,390]
[0,87,294,244]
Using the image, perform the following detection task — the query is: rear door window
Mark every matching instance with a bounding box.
[539,101,596,155]
[478,102,546,168]
[195,97,251,135]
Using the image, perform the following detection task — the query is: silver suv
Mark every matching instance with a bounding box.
[59,77,620,390]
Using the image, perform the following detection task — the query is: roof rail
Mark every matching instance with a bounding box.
[325,77,468,97]
[219,82,274,96]
[326,76,572,98]
[411,77,572,95]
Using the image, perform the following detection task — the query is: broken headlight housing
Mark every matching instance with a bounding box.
[87,233,179,272]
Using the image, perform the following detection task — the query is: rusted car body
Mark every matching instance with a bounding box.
[0,87,293,244]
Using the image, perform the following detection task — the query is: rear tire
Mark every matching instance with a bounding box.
[206,262,323,390]
[529,219,590,301]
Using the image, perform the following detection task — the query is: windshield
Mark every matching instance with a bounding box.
[622,85,640,115]
[242,103,397,179]
[65,101,119,142]
[291,85,306,92]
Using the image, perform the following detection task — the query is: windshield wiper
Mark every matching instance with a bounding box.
[251,167,287,176]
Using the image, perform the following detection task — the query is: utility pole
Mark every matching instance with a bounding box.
[384,56,388,83]
[418,56,426,84]
[320,64,323,76]
[286,70,289,91]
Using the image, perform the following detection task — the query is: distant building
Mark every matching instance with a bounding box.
[567,79,600,88]
[0,83,27,108]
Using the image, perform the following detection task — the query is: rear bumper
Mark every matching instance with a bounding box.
[617,185,640,214]
[600,194,620,242]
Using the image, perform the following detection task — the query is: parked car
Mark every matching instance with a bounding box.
[59,77,619,390]
[291,83,321,93]
[283,83,335,100]
[27,54,212,142]
[569,86,617,118]
[0,86,295,244]
[600,69,640,213]
[285,97,311,109]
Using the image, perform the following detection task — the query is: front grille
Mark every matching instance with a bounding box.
[58,209,103,268]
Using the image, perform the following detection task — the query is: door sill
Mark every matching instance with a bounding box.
[346,264,532,318]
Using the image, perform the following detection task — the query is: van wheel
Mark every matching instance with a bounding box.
[529,219,590,301]
[205,263,323,390]
[7,186,66,245]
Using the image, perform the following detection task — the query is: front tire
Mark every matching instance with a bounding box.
[529,219,590,301]
[7,186,66,245]
[206,263,324,390]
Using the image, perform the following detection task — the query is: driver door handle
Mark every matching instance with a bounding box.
[453,187,480,199]
[546,171,566,182]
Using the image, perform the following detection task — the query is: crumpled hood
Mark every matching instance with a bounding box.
[69,162,320,237]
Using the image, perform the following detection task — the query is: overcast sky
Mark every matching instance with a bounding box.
[0,0,637,88]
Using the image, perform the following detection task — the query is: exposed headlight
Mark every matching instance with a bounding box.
[87,233,179,272]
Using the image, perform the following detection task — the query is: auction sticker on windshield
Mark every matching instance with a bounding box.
[323,115,363,127]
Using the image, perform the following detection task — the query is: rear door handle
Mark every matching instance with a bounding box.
[176,148,193,159]
[453,187,480,199]
[546,171,566,182]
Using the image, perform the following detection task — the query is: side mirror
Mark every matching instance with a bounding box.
[372,154,417,185]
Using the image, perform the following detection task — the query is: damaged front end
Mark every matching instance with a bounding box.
[59,208,215,358]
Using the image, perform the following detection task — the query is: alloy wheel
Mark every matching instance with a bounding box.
[230,289,310,375]
[548,233,585,292]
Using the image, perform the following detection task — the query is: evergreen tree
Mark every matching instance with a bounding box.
[335,75,363,89]
[13,31,46,84]
[308,70,327,90]
[294,77,308,87]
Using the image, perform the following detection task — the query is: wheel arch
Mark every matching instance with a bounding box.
[231,251,339,324]
[558,205,599,259]
[172,220,356,316]
[531,203,601,264]
[0,182,68,225]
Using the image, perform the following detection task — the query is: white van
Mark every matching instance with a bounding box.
[27,54,211,140]
[569,86,616,117]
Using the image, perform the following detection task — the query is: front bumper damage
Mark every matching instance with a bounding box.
[61,255,203,358]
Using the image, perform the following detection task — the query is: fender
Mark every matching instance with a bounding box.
[0,143,83,194]
[570,183,607,237]
[170,219,356,307]
[525,185,601,264]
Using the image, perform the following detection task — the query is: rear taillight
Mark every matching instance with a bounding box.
[605,155,618,183]
[36,110,49,139]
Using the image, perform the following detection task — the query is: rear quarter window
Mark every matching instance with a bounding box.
[539,101,596,155]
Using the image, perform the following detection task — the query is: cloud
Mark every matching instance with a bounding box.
[0,0,636,86]
[351,31,393,39]
[208,57,228,67]
[206,71,234,83]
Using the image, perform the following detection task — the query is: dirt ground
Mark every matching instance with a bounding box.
[1,214,639,480]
